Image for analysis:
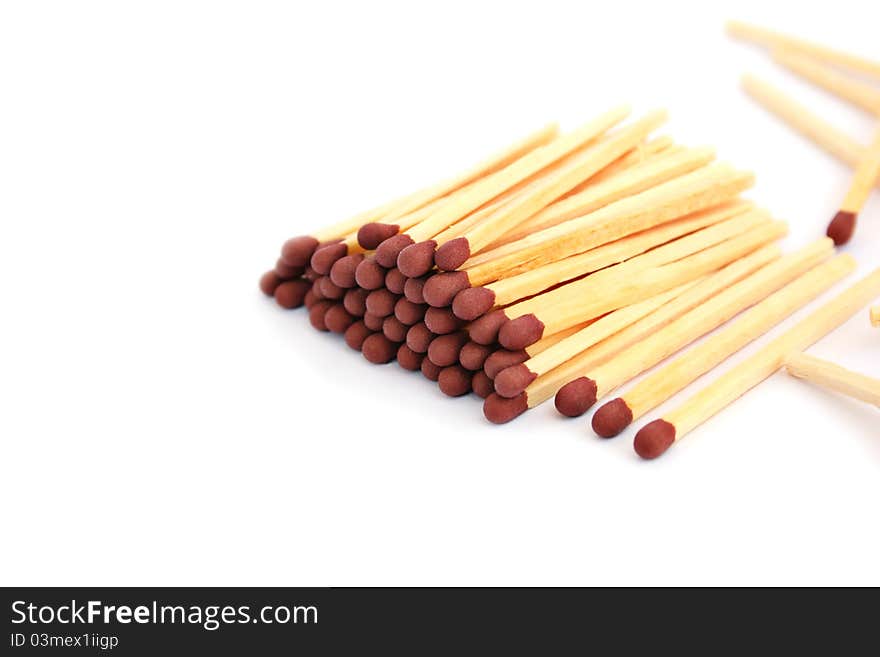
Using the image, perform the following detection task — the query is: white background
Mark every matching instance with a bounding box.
[1,1,878,586]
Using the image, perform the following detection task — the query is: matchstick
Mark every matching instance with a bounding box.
[493,282,696,398]
[772,49,880,115]
[741,75,880,189]
[827,126,880,245]
[553,238,835,417]
[633,267,880,459]
[592,251,855,437]
[391,106,632,277]
[434,200,752,314]
[727,20,880,81]
[486,146,716,250]
[482,243,782,423]
[784,352,880,407]
[309,122,561,273]
[353,122,560,250]
[461,164,755,285]
[427,111,670,272]
[872,306,880,327]
[493,219,787,350]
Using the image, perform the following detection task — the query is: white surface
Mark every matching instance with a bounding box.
[1,1,879,586]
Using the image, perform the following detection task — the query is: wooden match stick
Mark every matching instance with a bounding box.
[492,282,698,398]
[488,146,716,249]
[872,306,880,327]
[633,267,880,459]
[827,126,880,245]
[353,122,559,247]
[446,139,685,254]
[448,201,755,318]
[461,164,755,284]
[727,20,880,81]
[772,49,880,115]
[493,219,787,350]
[784,352,880,407]
[429,111,669,272]
[553,238,836,417]
[390,106,631,276]
[741,75,880,189]
[481,243,782,422]
[592,250,855,437]
[285,122,560,269]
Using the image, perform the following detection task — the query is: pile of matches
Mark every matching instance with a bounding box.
[728,20,880,245]
[260,103,880,459]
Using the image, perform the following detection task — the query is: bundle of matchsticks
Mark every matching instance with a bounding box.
[728,20,880,246]
[261,105,880,459]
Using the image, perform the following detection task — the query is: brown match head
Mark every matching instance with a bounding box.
[427,332,468,367]
[363,312,384,332]
[493,363,538,399]
[309,242,348,275]
[471,370,494,399]
[343,287,369,317]
[362,333,398,364]
[375,233,415,268]
[458,341,494,371]
[827,211,857,246]
[396,344,424,371]
[324,304,355,334]
[434,237,472,271]
[303,288,318,309]
[260,270,282,297]
[406,322,435,353]
[382,315,408,343]
[438,366,473,397]
[397,240,437,278]
[354,257,387,290]
[343,320,372,351]
[365,288,399,317]
[422,270,471,308]
[281,235,320,268]
[634,419,677,459]
[554,377,598,417]
[274,279,311,309]
[483,392,529,424]
[483,349,528,379]
[384,267,407,294]
[452,286,495,321]
[329,253,364,288]
[420,357,442,381]
[394,297,427,326]
[317,276,345,300]
[404,275,429,304]
[468,309,509,345]
[357,222,399,250]
[424,306,464,335]
[498,314,545,350]
[308,300,335,331]
[592,398,633,438]
[274,258,304,280]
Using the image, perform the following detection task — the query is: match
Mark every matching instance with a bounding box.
[727,20,880,81]
[784,352,880,407]
[872,306,880,327]
[482,243,782,423]
[741,75,880,189]
[591,251,855,437]
[771,49,880,115]
[633,267,880,459]
[827,126,880,245]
